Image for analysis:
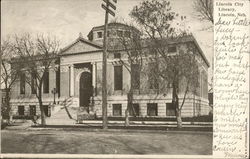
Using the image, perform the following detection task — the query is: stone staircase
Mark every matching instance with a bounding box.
[46,97,78,125]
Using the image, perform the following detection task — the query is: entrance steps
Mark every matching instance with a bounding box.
[46,97,78,125]
[45,97,98,125]
[46,106,78,125]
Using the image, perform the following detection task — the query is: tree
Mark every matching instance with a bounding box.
[12,34,60,125]
[193,0,214,24]
[130,0,200,128]
[109,23,144,126]
[193,0,213,93]
[1,38,20,123]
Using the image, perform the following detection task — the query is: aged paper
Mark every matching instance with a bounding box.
[214,0,249,158]
[0,0,249,158]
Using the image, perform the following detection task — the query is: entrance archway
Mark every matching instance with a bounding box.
[79,71,93,112]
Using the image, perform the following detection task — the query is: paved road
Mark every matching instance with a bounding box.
[1,129,212,155]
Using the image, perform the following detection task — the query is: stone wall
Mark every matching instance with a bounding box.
[92,94,209,117]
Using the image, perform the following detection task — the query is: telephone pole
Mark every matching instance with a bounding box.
[101,0,117,129]
[0,46,2,122]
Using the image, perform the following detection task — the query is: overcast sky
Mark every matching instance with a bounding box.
[1,0,213,79]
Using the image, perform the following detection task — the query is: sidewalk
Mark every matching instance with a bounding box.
[79,120,213,126]
[2,119,33,130]
[3,119,212,132]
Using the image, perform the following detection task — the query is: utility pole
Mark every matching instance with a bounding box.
[0,2,2,124]
[0,46,2,122]
[101,0,117,129]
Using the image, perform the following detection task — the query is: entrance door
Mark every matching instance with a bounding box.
[79,72,93,111]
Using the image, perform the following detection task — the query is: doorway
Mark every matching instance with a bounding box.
[79,71,93,112]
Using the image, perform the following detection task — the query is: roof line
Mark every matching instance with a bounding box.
[60,37,103,54]
[60,34,209,67]
[191,36,210,67]
[59,49,102,56]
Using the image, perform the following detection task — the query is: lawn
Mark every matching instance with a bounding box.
[1,129,212,155]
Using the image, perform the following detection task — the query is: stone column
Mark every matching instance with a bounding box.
[200,71,203,98]
[92,62,96,96]
[70,64,74,96]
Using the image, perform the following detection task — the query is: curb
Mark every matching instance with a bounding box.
[23,126,213,135]
[24,123,213,133]
[78,120,213,125]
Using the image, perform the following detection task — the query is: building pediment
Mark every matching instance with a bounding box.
[60,37,102,55]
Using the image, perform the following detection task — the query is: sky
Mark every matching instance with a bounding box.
[1,0,213,80]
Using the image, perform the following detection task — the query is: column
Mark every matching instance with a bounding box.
[70,64,74,96]
[92,62,96,96]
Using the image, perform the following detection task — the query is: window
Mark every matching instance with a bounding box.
[43,105,51,117]
[196,103,201,116]
[113,104,122,116]
[131,64,140,89]
[166,103,175,116]
[147,103,158,116]
[107,31,110,37]
[114,66,123,90]
[97,31,103,38]
[130,50,138,57]
[43,70,49,93]
[2,97,6,104]
[117,30,123,37]
[114,53,121,59]
[20,72,25,94]
[31,72,36,94]
[148,63,159,89]
[29,105,36,116]
[18,106,24,116]
[56,68,60,96]
[168,46,177,53]
[124,31,131,38]
[129,103,139,117]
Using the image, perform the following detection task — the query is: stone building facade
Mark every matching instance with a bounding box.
[9,23,210,119]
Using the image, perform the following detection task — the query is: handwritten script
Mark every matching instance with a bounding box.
[214,0,249,158]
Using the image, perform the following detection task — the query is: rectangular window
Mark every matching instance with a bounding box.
[113,104,122,116]
[129,103,139,117]
[18,106,24,116]
[43,105,51,117]
[20,72,25,94]
[130,50,138,57]
[147,103,158,116]
[148,63,159,89]
[56,68,60,97]
[114,66,123,90]
[114,53,121,59]
[168,46,177,53]
[131,64,140,89]
[107,31,110,37]
[166,103,175,116]
[117,30,123,37]
[97,31,103,38]
[31,72,36,94]
[124,31,131,38]
[196,103,201,116]
[29,105,36,116]
[2,97,6,104]
[43,70,49,93]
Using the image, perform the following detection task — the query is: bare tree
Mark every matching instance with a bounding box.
[12,33,60,125]
[1,38,20,123]
[130,0,200,128]
[193,0,213,93]
[109,23,144,126]
[193,0,214,24]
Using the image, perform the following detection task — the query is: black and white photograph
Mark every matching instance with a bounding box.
[1,0,214,157]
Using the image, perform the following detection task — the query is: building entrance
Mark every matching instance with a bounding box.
[79,71,92,112]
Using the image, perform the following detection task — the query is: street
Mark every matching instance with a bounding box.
[1,129,212,155]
